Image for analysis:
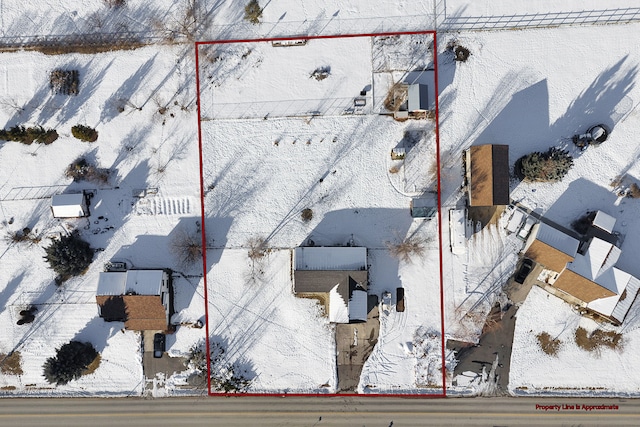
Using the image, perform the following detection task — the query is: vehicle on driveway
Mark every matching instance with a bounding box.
[153,333,165,358]
[514,258,534,284]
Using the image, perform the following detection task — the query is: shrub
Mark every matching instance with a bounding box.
[43,341,98,385]
[310,66,331,81]
[244,0,263,24]
[0,126,58,144]
[0,351,23,375]
[301,208,313,222]
[247,236,268,260]
[454,46,471,62]
[518,147,573,182]
[209,341,252,393]
[65,158,110,184]
[104,0,125,7]
[628,183,640,199]
[446,40,471,62]
[536,332,561,356]
[575,327,623,352]
[43,232,93,281]
[50,69,79,95]
[71,125,98,142]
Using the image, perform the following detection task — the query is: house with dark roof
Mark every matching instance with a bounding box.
[293,247,368,324]
[466,144,510,207]
[96,270,172,331]
[522,212,640,325]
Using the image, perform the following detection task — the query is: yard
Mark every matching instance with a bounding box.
[0,45,205,396]
[437,21,640,395]
[200,33,443,393]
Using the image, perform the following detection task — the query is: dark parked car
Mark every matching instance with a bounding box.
[153,333,166,358]
[514,258,534,284]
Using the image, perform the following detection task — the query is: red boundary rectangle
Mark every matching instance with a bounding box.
[195,30,445,398]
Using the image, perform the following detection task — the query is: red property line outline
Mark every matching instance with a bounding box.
[195,29,445,398]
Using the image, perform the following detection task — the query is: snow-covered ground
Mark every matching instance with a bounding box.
[2,0,640,398]
[437,19,640,395]
[510,286,640,395]
[201,32,443,393]
[0,45,204,396]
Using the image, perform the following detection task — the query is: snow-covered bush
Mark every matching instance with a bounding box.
[310,66,331,81]
[71,125,98,142]
[517,147,573,182]
[244,0,263,24]
[43,341,99,385]
[43,232,93,281]
[65,157,110,184]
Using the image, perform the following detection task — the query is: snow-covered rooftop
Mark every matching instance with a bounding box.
[587,267,632,317]
[125,270,166,296]
[568,237,620,282]
[329,284,349,324]
[593,210,616,233]
[535,223,579,257]
[97,270,166,297]
[295,247,367,271]
[610,276,640,323]
[50,193,87,218]
[348,289,368,323]
[96,272,127,296]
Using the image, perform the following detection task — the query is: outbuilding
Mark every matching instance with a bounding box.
[51,192,89,218]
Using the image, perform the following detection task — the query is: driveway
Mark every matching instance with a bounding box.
[335,297,380,392]
[142,331,188,389]
[450,262,540,393]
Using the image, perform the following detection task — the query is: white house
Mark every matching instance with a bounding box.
[96,269,171,331]
[51,193,89,218]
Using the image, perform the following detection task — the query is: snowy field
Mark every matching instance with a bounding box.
[437,20,640,395]
[1,0,640,398]
[200,37,373,119]
[0,45,205,396]
[201,33,442,393]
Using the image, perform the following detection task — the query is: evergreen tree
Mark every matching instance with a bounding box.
[0,126,58,144]
[71,125,98,142]
[518,147,573,182]
[43,232,93,280]
[43,341,98,385]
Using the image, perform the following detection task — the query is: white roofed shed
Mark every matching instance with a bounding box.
[51,193,89,218]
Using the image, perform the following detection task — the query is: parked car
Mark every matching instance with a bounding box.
[153,333,166,358]
[514,258,534,284]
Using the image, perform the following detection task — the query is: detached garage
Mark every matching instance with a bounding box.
[51,193,89,218]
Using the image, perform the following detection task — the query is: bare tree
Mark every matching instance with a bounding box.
[171,225,207,268]
[387,235,428,263]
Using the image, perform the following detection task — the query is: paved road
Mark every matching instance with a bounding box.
[0,396,637,426]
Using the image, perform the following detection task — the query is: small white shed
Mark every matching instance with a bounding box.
[51,193,89,218]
